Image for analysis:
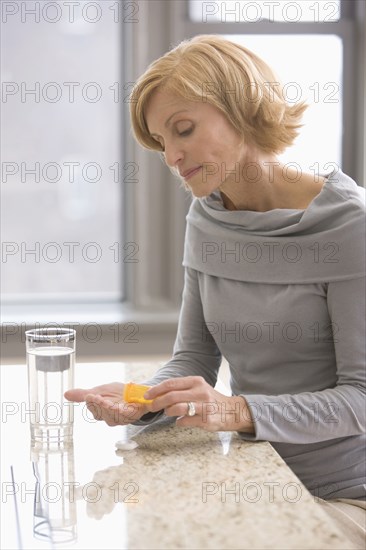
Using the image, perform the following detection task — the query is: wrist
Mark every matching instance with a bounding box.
[232,395,255,433]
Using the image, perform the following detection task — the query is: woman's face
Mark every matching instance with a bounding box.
[145,88,249,197]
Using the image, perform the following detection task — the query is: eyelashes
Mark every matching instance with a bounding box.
[156,127,193,152]
[179,128,193,137]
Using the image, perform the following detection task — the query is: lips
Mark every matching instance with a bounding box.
[182,166,202,179]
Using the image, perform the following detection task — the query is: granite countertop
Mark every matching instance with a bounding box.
[82,418,350,550]
[1,361,354,549]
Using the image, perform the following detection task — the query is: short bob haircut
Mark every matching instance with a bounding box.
[129,34,307,155]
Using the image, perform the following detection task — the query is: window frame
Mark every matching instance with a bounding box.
[1,0,188,361]
[173,0,363,183]
[1,0,364,361]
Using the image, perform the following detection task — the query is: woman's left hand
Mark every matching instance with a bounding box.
[144,376,255,433]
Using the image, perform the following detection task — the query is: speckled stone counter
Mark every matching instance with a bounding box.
[1,361,354,549]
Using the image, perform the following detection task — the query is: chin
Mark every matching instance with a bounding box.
[188,184,218,199]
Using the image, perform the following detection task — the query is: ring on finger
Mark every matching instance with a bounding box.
[186,401,196,417]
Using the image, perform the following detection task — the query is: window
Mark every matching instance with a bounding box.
[1,1,122,304]
[223,34,343,171]
[0,0,363,360]
[189,1,341,23]
[0,1,188,360]
[182,0,360,182]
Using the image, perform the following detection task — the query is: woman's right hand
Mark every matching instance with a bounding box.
[64,382,150,426]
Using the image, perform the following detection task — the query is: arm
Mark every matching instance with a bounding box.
[135,267,222,424]
[143,267,222,386]
[64,267,223,427]
[240,276,366,443]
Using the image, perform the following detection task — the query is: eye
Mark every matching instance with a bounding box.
[178,128,192,137]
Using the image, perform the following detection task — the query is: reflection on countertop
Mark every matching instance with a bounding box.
[31,442,77,545]
[79,418,349,549]
[1,361,353,549]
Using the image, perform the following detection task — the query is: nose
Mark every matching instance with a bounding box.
[163,141,184,169]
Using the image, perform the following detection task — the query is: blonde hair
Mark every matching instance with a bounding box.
[129,34,307,155]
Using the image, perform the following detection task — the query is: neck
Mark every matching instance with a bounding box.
[218,162,325,212]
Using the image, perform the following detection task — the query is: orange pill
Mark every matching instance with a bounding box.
[123,382,153,404]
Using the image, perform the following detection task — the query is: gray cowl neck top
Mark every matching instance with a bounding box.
[183,169,365,282]
[139,169,366,501]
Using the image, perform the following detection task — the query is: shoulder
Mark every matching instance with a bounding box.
[325,169,365,209]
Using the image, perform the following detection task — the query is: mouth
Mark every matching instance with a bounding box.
[182,166,202,180]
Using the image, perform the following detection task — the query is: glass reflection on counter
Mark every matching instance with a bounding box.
[31,441,77,545]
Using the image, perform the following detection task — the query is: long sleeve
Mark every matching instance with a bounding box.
[240,276,366,443]
[134,267,222,425]
[143,267,222,387]
[175,170,365,499]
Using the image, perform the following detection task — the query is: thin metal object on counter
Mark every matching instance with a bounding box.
[10,465,23,550]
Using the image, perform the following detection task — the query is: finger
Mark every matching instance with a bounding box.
[64,388,93,402]
[85,402,120,424]
[86,402,104,421]
[144,376,203,400]
[164,402,201,418]
[85,393,115,408]
[101,403,142,426]
[149,390,202,412]
[88,383,123,395]
[111,402,142,421]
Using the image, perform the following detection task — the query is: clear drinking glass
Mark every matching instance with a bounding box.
[25,328,75,443]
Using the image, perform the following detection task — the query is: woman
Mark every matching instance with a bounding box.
[66,35,366,546]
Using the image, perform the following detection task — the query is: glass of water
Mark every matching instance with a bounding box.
[25,328,75,443]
